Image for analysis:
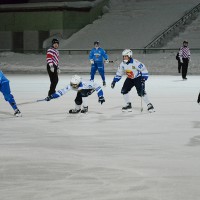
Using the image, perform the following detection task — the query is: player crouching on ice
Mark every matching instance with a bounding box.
[45,75,105,113]
[111,49,154,113]
[0,70,22,117]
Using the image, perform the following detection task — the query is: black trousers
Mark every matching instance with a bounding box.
[47,64,58,96]
[121,76,146,97]
[181,58,189,79]
[178,60,181,73]
[75,89,94,105]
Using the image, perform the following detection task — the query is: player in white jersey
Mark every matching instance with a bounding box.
[111,49,154,112]
[45,75,105,113]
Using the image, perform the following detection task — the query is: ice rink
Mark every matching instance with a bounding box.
[0,74,200,200]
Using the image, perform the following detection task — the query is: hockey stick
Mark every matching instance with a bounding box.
[140,82,144,112]
[17,98,46,106]
[104,58,118,63]
[104,60,114,63]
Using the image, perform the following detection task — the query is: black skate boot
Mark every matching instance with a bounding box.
[69,109,81,114]
[122,102,132,112]
[103,81,106,86]
[81,106,88,113]
[147,103,155,113]
[14,109,22,117]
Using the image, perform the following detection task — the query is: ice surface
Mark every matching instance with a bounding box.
[0,74,200,200]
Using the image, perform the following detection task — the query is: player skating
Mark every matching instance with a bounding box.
[111,49,154,113]
[89,41,109,86]
[45,75,105,113]
[0,70,22,117]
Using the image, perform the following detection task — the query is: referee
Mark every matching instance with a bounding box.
[178,40,191,80]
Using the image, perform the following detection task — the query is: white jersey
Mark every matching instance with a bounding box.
[113,58,149,82]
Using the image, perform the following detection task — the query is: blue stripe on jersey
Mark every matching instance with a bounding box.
[52,93,60,99]
[142,72,149,80]
[113,75,122,82]
[97,90,103,97]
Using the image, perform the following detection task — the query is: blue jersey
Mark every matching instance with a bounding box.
[0,71,9,85]
[89,47,108,63]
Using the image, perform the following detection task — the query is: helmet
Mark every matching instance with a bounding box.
[70,75,81,88]
[52,38,59,45]
[122,49,132,58]
[94,41,100,46]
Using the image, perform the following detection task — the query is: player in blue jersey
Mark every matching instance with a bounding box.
[0,71,22,117]
[45,75,105,114]
[111,49,154,112]
[89,41,109,86]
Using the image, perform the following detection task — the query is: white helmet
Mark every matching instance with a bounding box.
[70,75,81,88]
[122,49,133,58]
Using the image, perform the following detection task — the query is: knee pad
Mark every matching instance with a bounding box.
[75,98,82,105]
[121,89,128,95]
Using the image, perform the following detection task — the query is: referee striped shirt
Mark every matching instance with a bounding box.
[179,47,190,60]
[46,47,59,66]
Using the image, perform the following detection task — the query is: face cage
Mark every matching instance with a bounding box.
[70,82,79,89]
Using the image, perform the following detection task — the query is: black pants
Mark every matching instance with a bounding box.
[121,76,146,97]
[75,89,94,105]
[178,60,181,73]
[181,58,189,79]
[47,64,58,96]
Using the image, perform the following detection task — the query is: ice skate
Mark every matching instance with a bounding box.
[81,106,88,114]
[14,109,22,117]
[103,81,106,86]
[122,102,132,112]
[147,103,155,113]
[69,109,81,114]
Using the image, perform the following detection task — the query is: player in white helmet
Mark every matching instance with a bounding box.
[45,75,105,114]
[111,49,154,112]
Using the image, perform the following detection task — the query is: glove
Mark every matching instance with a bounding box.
[57,68,61,74]
[49,63,54,72]
[98,96,105,104]
[45,95,53,101]
[111,81,116,89]
[141,78,146,83]
[90,59,94,64]
[105,59,109,64]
